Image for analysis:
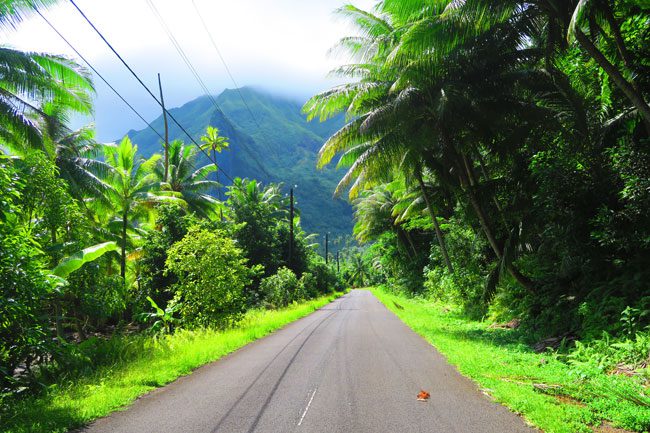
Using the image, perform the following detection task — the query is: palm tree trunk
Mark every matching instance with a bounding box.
[600,1,634,69]
[50,227,66,342]
[416,171,454,274]
[574,27,650,133]
[402,228,418,257]
[459,155,536,293]
[474,151,508,229]
[120,210,128,281]
[54,302,65,343]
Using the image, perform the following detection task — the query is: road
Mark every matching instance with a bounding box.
[80,290,536,433]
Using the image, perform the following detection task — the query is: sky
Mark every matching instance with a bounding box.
[4,0,374,141]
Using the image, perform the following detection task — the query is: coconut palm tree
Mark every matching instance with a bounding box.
[306,2,548,291]
[353,180,418,257]
[0,47,93,153]
[304,4,458,271]
[154,139,220,218]
[97,137,178,280]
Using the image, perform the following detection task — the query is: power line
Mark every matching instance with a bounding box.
[67,0,235,183]
[144,0,272,179]
[145,0,222,112]
[38,9,226,199]
[190,0,279,159]
[35,8,165,142]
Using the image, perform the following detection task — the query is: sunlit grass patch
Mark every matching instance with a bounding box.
[1,293,342,433]
[372,288,649,433]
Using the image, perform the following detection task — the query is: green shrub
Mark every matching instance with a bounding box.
[137,204,195,313]
[260,267,300,308]
[307,260,339,295]
[165,227,255,329]
[299,272,318,299]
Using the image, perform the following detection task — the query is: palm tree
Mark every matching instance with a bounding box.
[347,253,369,287]
[97,137,177,280]
[0,47,93,153]
[353,180,418,258]
[390,0,650,130]
[0,0,59,29]
[154,139,220,218]
[304,4,457,272]
[226,178,287,218]
[306,2,548,291]
[39,106,111,203]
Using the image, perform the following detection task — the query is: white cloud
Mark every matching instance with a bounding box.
[4,0,375,140]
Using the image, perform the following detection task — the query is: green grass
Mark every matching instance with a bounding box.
[372,287,650,433]
[1,293,342,433]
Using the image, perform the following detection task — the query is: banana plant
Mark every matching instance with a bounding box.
[51,241,118,279]
[141,296,180,335]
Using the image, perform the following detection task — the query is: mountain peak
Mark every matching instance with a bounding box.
[125,88,350,238]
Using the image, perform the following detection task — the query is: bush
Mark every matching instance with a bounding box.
[307,260,339,295]
[137,204,194,313]
[260,267,300,308]
[165,227,254,329]
[299,272,318,299]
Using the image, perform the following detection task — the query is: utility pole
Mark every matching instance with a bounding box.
[288,188,294,267]
[336,251,340,273]
[157,73,170,183]
[325,233,329,265]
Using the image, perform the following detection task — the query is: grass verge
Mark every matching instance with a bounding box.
[1,293,343,433]
[371,287,650,433]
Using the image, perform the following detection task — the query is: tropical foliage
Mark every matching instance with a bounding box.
[0,0,341,399]
[306,1,650,429]
[307,0,650,333]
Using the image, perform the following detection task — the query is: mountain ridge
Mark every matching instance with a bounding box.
[124,87,352,239]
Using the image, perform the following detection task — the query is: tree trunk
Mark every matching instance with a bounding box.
[54,302,65,343]
[416,171,454,274]
[601,1,634,69]
[575,27,650,133]
[402,227,418,257]
[120,210,128,281]
[51,227,65,342]
[459,155,537,293]
[475,151,508,229]
[543,22,589,138]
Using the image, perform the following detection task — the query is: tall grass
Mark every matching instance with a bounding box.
[1,293,341,433]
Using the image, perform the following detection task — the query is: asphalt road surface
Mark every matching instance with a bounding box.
[79,290,537,433]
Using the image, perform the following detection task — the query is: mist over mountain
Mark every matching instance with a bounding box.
[124,87,352,239]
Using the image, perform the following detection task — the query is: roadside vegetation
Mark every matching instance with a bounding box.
[0,0,343,428]
[374,288,649,433]
[1,293,342,433]
[307,0,650,431]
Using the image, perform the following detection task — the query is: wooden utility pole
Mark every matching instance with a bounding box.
[157,73,170,182]
[336,251,339,273]
[288,188,294,266]
[325,233,329,264]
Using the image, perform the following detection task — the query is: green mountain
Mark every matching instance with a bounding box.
[125,87,352,239]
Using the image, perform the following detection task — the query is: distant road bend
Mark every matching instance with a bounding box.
[80,290,536,433]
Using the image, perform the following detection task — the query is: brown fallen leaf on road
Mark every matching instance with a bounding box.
[417,390,430,401]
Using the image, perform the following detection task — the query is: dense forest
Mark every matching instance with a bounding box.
[305,0,650,339]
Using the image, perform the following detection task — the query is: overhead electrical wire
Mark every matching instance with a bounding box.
[145,0,222,113]
[35,8,165,142]
[38,7,226,202]
[67,0,235,183]
[190,0,279,158]
[144,0,271,178]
